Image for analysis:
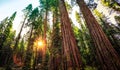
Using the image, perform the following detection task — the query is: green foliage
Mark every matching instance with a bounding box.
[73,23,96,67]
[25,7,40,37]
[50,6,61,55]
[39,0,51,11]
[101,0,120,11]
[0,12,16,67]
[93,9,103,18]
[18,38,25,52]
[0,12,16,48]
[74,11,97,68]
[34,14,44,36]
[4,30,16,47]
[0,17,8,33]
[9,12,17,21]
[0,17,9,48]
[29,8,39,21]
[22,4,33,16]
[49,0,58,12]
[115,16,120,26]
[50,23,61,56]
[75,11,81,23]
[4,12,16,36]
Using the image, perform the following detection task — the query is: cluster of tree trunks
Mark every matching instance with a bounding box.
[1,0,120,70]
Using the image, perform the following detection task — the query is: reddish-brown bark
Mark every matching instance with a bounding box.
[76,0,120,69]
[59,0,82,69]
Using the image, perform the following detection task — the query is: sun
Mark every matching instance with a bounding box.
[34,37,45,50]
[36,40,45,49]
[38,41,44,47]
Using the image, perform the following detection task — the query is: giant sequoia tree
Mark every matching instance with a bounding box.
[59,0,82,69]
[76,0,120,69]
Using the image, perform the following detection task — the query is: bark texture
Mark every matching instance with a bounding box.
[76,0,120,69]
[59,0,82,70]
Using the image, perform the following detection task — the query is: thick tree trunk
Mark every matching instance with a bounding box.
[58,0,82,70]
[76,0,120,69]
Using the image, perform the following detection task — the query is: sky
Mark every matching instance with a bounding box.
[0,0,39,20]
[0,0,39,33]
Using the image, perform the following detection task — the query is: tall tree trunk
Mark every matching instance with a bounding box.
[23,26,34,70]
[76,0,120,69]
[58,0,82,70]
[13,16,27,51]
[40,10,48,70]
[43,11,47,57]
[49,8,62,70]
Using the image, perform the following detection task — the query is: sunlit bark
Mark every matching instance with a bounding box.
[76,0,120,69]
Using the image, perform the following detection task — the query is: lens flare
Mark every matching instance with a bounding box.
[34,37,45,50]
[37,40,44,49]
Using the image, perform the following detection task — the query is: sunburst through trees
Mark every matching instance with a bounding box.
[0,0,120,70]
